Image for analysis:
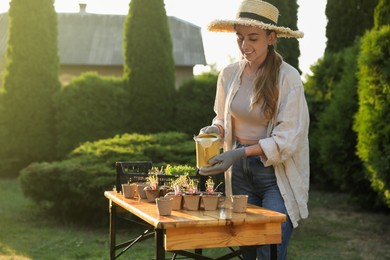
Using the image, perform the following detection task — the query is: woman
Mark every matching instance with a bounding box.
[199,0,310,259]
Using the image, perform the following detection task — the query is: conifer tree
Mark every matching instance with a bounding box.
[325,0,379,52]
[0,0,60,174]
[123,0,175,133]
[353,0,390,208]
[374,0,390,30]
[267,0,301,71]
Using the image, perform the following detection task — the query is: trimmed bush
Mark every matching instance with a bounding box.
[54,73,127,157]
[0,0,60,176]
[175,72,218,134]
[354,26,390,208]
[19,159,112,224]
[316,47,361,189]
[325,0,378,52]
[304,52,346,185]
[19,132,196,224]
[315,46,377,206]
[124,0,175,133]
[374,0,390,30]
[266,0,301,70]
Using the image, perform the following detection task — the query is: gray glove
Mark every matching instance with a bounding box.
[199,147,246,175]
[199,125,220,135]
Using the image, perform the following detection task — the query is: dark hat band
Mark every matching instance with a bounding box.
[239,12,277,26]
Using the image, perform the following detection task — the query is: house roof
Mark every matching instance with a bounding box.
[0,10,206,67]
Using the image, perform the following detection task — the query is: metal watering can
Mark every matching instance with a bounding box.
[193,133,221,168]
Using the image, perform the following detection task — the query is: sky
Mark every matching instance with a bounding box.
[0,0,327,80]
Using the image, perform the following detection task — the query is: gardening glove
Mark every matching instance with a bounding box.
[199,147,246,176]
[199,125,220,136]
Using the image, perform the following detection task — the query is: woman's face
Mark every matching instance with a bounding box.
[235,25,276,66]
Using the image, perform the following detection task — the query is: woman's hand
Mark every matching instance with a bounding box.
[199,147,246,175]
[199,125,220,135]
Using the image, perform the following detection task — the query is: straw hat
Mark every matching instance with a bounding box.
[208,0,304,38]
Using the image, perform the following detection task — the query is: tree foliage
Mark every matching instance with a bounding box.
[374,0,390,30]
[123,0,176,133]
[267,0,301,70]
[314,46,378,206]
[325,0,379,52]
[304,52,345,184]
[54,73,128,157]
[316,47,360,188]
[354,25,390,208]
[304,0,390,209]
[0,0,60,175]
[19,132,196,223]
[175,73,218,134]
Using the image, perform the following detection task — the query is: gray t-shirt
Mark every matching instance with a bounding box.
[231,71,269,142]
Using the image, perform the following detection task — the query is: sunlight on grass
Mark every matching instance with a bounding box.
[0,244,31,260]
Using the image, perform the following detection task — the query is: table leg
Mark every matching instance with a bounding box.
[155,228,165,260]
[270,244,277,260]
[109,202,117,260]
[195,248,202,256]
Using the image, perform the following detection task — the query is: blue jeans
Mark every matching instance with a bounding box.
[232,152,293,260]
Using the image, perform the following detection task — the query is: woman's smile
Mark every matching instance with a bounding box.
[243,50,255,58]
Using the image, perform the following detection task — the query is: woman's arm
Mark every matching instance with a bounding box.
[244,143,266,158]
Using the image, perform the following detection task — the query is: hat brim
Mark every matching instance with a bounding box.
[208,18,304,38]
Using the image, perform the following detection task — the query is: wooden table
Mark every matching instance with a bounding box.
[104,191,286,260]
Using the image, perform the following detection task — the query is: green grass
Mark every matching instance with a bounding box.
[289,190,390,259]
[0,178,389,259]
[0,178,108,260]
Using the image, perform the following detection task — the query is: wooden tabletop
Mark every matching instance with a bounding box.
[104,191,286,229]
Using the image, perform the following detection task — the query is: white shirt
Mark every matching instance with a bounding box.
[212,60,310,228]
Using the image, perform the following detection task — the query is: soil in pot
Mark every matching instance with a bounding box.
[159,186,173,197]
[144,188,160,203]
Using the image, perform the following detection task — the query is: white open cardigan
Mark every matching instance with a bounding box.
[211,60,310,228]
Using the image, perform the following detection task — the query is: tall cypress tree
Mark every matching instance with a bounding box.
[353,0,390,208]
[267,0,301,71]
[0,0,60,174]
[325,0,379,52]
[123,0,175,133]
[374,0,390,30]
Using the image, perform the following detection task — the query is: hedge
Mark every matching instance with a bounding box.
[354,26,390,208]
[175,72,218,134]
[19,132,197,224]
[54,73,128,157]
[0,0,60,175]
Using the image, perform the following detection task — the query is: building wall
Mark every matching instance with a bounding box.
[174,66,195,89]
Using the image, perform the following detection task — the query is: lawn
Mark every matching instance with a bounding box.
[0,178,389,259]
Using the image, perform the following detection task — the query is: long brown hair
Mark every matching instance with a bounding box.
[251,33,282,120]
